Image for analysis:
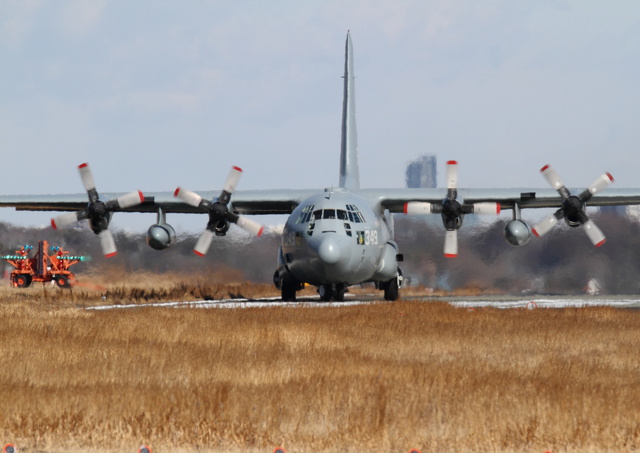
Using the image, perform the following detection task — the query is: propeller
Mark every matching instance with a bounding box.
[404,160,501,258]
[174,166,264,256]
[51,163,145,258]
[532,164,613,247]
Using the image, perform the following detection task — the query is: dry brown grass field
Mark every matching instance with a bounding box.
[1,274,640,452]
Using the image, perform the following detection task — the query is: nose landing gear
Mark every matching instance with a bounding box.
[318,283,347,302]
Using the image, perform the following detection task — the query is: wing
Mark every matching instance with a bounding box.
[357,185,640,256]
[359,187,640,213]
[0,189,318,215]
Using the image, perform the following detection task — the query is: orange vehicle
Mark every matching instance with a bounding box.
[2,240,86,288]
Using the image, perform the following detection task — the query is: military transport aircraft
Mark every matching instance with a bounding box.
[1,32,640,301]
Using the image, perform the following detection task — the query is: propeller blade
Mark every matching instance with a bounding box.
[193,229,214,257]
[99,230,117,258]
[472,202,501,215]
[540,164,564,191]
[446,160,458,190]
[78,163,96,192]
[532,212,559,238]
[174,187,203,208]
[536,165,613,245]
[583,219,606,247]
[444,230,458,258]
[586,172,614,198]
[404,202,433,215]
[51,212,81,229]
[236,216,264,237]
[115,191,145,209]
[223,166,243,194]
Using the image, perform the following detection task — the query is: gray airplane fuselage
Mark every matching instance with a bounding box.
[278,189,398,286]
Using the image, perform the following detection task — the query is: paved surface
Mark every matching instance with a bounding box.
[86,294,640,310]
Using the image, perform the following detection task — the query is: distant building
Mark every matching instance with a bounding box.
[406,155,437,189]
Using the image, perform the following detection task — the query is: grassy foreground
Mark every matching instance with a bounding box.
[1,277,640,452]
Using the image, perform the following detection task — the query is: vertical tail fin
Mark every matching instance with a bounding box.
[339,31,360,189]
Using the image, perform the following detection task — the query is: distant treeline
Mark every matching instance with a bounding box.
[1,211,638,294]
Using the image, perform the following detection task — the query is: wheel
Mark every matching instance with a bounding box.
[273,270,282,290]
[54,275,70,288]
[319,285,334,302]
[14,275,31,288]
[383,277,399,301]
[334,284,347,302]
[281,280,297,302]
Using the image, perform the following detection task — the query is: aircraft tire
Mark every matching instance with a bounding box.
[334,284,346,302]
[281,280,297,302]
[319,285,334,302]
[384,278,399,301]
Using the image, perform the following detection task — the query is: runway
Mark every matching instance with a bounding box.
[86,294,373,310]
[86,294,640,310]
[444,296,640,310]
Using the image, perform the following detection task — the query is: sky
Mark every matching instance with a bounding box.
[2,0,640,234]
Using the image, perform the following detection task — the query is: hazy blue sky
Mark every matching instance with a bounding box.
[2,1,640,233]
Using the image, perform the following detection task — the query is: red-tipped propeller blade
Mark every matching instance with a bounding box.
[115,191,145,209]
[444,230,458,258]
[237,216,264,237]
[174,187,203,207]
[532,212,559,238]
[51,212,81,229]
[446,160,458,190]
[223,166,243,194]
[403,202,433,215]
[78,163,96,192]
[583,219,606,247]
[540,164,565,191]
[586,173,614,197]
[193,229,214,257]
[472,202,501,215]
[99,230,117,258]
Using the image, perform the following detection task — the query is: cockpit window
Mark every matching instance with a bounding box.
[346,204,365,223]
[295,205,315,224]
[323,209,336,219]
[344,222,352,236]
[305,208,359,222]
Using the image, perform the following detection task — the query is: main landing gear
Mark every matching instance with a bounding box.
[281,280,298,302]
[377,269,403,301]
[381,278,399,301]
[274,271,303,302]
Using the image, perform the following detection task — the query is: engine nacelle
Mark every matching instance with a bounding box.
[504,219,531,246]
[146,223,176,250]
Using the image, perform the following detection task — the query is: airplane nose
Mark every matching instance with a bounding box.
[317,237,341,264]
